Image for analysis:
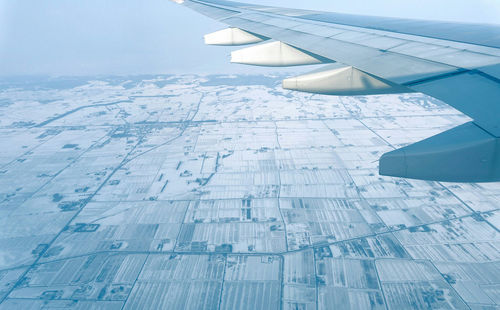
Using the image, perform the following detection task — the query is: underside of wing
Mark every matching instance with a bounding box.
[171,0,500,182]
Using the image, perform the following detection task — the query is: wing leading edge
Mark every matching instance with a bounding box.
[172,0,500,183]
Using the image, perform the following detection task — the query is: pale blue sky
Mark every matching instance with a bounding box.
[0,0,499,76]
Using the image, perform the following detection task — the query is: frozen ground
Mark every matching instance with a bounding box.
[0,74,498,309]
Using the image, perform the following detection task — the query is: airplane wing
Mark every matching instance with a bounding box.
[171,0,500,183]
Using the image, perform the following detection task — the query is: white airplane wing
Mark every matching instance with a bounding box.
[171,0,500,183]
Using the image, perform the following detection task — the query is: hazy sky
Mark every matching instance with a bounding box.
[0,0,499,76]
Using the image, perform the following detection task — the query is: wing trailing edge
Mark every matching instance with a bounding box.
[380,122,500,182]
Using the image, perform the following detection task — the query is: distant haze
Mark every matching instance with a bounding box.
[1,0,499,76]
